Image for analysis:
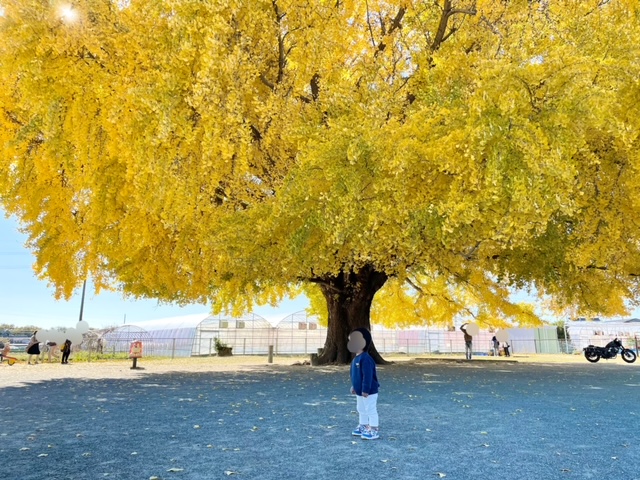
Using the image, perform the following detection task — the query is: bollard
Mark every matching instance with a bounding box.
[268,345,274,363]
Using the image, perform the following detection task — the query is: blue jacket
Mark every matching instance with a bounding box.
[350,352,379,396]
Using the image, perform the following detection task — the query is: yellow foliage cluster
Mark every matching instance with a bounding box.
[1,1,640,328]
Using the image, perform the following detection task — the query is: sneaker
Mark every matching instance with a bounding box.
[352,425,367,436]
[361,428,380,440]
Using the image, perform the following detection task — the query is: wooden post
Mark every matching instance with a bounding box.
[268,345,274,364]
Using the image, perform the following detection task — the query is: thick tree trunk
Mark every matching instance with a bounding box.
[314,265,388,365]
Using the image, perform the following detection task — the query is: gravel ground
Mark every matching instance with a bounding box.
[1,355,639,480]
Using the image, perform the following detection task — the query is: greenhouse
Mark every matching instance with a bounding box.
[98,313,278,357]
[272,311,324,355]
[95,312,566,358]
[192,313,274,356]
[567,318,640,351]
[100,324,153,355]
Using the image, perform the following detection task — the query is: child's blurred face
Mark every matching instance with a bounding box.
[347,331,366,353]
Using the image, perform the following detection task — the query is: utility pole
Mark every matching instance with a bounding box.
[78,279,87,323]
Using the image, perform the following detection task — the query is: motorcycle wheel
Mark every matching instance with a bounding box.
[584,351,600,363]
[622,350,637,364]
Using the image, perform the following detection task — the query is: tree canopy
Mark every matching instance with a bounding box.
[1,0,640,362]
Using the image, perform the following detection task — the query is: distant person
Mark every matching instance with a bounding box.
[460,323,473,360]
[503,343,511,357]
[0,341,17,365]
[50,341,60,362]
[61,339,72,364]
[492,335,500,357]
[348,328,380,440]
[38,341,48,363]
[27,331,40,365]
[44,341,59,363]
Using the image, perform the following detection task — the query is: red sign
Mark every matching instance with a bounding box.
[129,341,143,359]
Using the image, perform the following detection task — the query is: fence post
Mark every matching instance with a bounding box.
[171,338,176,360]
[268,345,274,363]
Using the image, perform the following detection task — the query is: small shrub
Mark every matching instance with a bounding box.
[214,338,232,356]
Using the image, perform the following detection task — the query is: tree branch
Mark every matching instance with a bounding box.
[259,1,287,91]
[431,1,477,52]
[376,6,406,54]
[3,109,23,127]
[272,0,287,84]
[365,0,377,48]
[260,73,275,91]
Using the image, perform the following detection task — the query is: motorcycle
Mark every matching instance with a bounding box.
[583,338,637,363]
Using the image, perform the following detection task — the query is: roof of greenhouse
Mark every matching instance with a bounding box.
[275,311,321,326]
[198,313,272,329]
[126,313,212,332]
[123,312,284,333]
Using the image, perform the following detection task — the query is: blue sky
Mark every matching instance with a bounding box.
[0,213,309,330]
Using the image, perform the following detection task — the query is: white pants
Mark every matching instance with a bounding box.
[356,394,379,428]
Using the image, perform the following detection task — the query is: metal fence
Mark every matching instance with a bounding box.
[91,327,593,359]
[11,325,637,359]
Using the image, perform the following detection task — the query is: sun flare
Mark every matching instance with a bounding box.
[59,5,78,22]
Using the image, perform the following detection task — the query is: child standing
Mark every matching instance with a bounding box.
[61,339,72,364]
[348,328,380,440]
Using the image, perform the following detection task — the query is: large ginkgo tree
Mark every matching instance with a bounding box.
[1,0,640,363]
